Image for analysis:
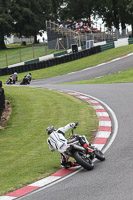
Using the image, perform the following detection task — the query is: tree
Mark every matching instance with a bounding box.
[0,0,13,49]
[126,0,133,36]
[59,0,95,21]
[95,0,133,36]
[49,0,64,21]
[95,0,120,32]
[11,0,52,43]
[0,0,52,49]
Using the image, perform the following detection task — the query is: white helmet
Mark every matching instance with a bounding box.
[46,126,56,135]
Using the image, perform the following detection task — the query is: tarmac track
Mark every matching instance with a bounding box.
[19,55,133,200]
[30,53,133,84]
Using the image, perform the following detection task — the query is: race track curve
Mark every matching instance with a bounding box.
[19,55,133,200]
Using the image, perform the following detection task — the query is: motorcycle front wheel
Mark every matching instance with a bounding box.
[73,151,94,170]
[95,150,105,161]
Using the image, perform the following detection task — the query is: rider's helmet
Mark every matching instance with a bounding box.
[29,73,31,75]
[14,72,17,75]
[46,126,56,135]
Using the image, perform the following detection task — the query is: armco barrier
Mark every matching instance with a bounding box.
[54,50,68,57]
[106,39,117,43]
[0,46,101,76]
[100,42,115,51]
[81,45,86,50]
[128,37,133,44]
[24,58,39,65]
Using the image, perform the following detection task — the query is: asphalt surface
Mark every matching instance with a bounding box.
[30,53,133,84]
[19,55,133,200]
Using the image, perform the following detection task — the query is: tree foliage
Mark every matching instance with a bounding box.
[59,0,95,20]
[95,0,133,32]
[0,0,133,49]
[0,0,52,48]
[0,0,14,49]
[11,0,52,42]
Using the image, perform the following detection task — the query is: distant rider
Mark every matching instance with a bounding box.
[20,73,32,85]
[13,72,18,81]
[46,122,91,168]
[12,72,18,84]
[26,73,32,82]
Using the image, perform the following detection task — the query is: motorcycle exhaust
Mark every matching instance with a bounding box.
[71,144,85,152]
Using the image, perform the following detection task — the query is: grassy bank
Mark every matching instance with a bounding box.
[1,44,133,84]
[0,86,98,195]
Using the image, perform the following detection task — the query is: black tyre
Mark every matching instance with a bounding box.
[95,150,105,161]
[73,151,94,170]
[6,80,10,84]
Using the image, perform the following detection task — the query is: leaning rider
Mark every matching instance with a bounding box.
[46,122,91,169]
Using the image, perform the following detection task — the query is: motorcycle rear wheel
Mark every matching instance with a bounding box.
[73,151,94,170]
[95,150,105,161]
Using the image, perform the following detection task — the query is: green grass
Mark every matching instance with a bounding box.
[0,44,58,68]
[0,43,133,196]
[1,44,133,84]
[65,67,133,84]
[0,86,98,195]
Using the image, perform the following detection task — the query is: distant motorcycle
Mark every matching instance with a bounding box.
[6,76,14,84]
[20,73,31,85]
[65,124,105,170]
[20,76,30,85]
[6,72,18,85]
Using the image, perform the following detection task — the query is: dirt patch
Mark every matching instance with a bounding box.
[0,100,12,130]
[89,129,98,143]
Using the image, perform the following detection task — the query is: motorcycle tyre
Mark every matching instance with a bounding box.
[95,150,105,161]
[73,151,94,170]
[7,81,11,84]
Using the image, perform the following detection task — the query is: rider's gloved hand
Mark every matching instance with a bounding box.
[74,122,78,127]
[70,122,78,128]
[70,123,75,128]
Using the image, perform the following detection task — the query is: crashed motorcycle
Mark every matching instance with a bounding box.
[65,125,105,170]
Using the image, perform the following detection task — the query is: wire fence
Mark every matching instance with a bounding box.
[0,44,60,69]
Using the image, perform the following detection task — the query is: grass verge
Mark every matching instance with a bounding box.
[1,44,133,84]
[0,86,98,195]
[64,67,133,84]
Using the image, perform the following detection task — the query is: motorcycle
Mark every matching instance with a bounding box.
[6,76,14,84]
[65,124,105,170]
[20,76,30,85]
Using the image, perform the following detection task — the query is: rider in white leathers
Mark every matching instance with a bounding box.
[46,122,91,168]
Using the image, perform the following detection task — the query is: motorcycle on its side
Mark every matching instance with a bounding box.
[65,124,105,170]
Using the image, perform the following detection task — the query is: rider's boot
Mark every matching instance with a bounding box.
[71,161,79,167]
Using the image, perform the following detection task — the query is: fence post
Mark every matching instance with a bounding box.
[6,54,8,67]
[19,48,22,62]
[32,46,35,58]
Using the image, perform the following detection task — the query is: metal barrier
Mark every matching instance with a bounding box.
[100,41,115,51]
[128,37,133,44]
